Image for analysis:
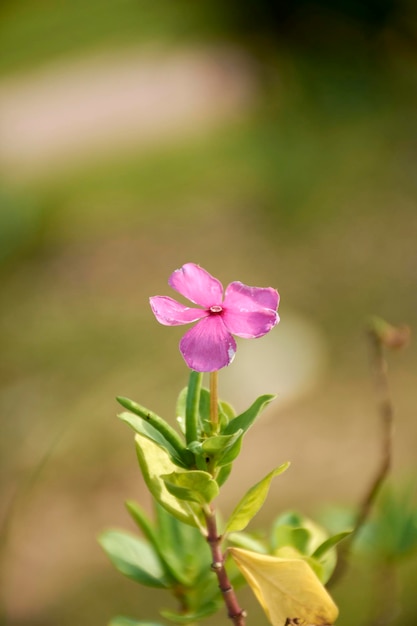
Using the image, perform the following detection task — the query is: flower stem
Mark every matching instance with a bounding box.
[210,371,219,432]
[206,372,245,624]
[185,371,203,444]
[205,507,246,626]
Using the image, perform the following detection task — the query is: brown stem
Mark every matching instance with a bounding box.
[355,330,393,529]
[205,507,246,626]
[328,325,395,587]
[206,371,245,623]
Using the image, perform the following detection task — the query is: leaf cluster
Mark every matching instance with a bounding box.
[101,372,289,624]
[100,501,225,625]
[116,372,277,524]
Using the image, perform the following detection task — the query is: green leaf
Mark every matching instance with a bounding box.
[154,501,211,586]
[110,618,163,626]
[217,400,235,431]
[162,470,219,505]
[99,530,169,588]
[215,463,233,487]
[219,400,235,421]
[126,500,210,586]
[271,511,329,555]
[223,394,276,436]
[125,500,159,548]
[119,412,185,467]
[226,463,290,533]
[200,430,243,466]
[273,525,311,554]
[312,531,352,560]
[160,601,220,623]
[135,433,200,527]
[201,432,241,455]
[271,512,346,584]
[228,531,269,554]
[117,396,193,466]
[216,433,242,465]
[311,531,351,583]
[125,500,184,585]
[303,555,326,584]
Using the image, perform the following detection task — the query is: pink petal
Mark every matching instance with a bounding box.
[222,282,279,338]
[150,296,208,326]
[179,316,236,372]
[224,282,280,312]
[168,263,224,308]
[222,309,279,338]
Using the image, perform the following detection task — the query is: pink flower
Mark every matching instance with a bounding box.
[150,263,280,372]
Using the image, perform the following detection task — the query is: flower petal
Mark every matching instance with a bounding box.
[224,282,280,311]
[169,263,224,308]
[150,296,208,326]
[179,316,236,372]
[222,282,279,338]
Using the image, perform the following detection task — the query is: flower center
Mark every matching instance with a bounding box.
[209,305,223,314]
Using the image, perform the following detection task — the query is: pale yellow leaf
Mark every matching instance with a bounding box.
[229,547,338,626]
[134,433,199,527]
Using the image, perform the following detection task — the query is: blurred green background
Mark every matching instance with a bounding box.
[0,1,416,625]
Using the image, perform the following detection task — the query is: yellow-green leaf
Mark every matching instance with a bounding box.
[229,547,338,626]
[134,433,199,527]
[225,463,290,534]
[161,470,219,505]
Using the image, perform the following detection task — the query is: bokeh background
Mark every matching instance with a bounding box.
[1,1,416,625]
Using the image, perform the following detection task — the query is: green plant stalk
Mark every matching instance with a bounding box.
[185,371,203,444]
[210,371,219,433]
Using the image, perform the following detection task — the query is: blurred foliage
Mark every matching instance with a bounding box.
[0,1,416,625]
[0,188,43,264]
[0,0,414,77]
[321,482,417,565]
[355,483,417,562]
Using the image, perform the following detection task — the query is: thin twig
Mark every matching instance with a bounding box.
[328,320,405,588]
[353,328,393,530]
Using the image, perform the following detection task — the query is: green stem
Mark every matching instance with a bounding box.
[185,371,203,444]
[210,371,219,433]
